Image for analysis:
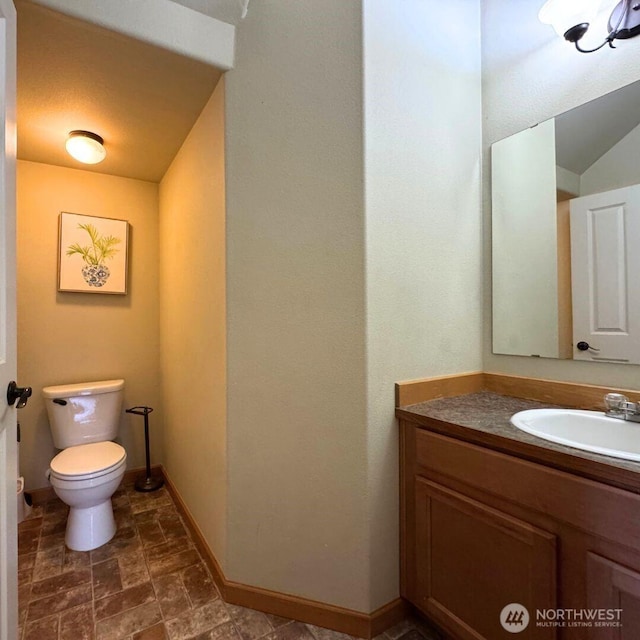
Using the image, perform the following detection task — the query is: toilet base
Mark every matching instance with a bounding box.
[65,499,116,551]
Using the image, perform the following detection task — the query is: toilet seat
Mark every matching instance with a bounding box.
[51,441,126,481]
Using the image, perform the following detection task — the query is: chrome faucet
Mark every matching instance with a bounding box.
[604,393,640,423]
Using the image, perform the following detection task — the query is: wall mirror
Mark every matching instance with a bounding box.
[492,79,640,365]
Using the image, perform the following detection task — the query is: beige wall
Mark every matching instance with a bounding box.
[17,160,162,491]
[159,80,227,565]
[363,0,482,608]
[225,0,483,613]
[482,0,640,389]
[225,1,369,611]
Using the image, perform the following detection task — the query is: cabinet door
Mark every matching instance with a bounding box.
[415,478,557,640]
[587,553,640,639]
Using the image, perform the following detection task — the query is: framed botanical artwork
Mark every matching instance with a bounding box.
[58,212,129,294]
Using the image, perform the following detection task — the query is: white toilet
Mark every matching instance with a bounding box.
[42,379,127,552]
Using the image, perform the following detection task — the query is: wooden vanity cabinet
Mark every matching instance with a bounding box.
[400,420,640,640]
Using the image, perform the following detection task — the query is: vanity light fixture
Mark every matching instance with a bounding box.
[65,130,106,164]
[539,0,640,52]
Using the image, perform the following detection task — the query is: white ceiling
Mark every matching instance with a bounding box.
[168,0,247,25]
[555,80,640,175]
[17,0,222,182]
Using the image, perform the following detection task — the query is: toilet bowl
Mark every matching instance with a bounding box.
[49,441,127,551]
[43,379,126,552]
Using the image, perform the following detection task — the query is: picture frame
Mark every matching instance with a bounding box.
[58,212,129,295]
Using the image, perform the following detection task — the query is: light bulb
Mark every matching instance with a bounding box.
[65,130,106,164]
[538,0,602,37]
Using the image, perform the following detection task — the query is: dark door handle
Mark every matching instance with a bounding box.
[7,381,32,409]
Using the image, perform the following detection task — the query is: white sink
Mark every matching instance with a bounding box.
[510,409,640,462]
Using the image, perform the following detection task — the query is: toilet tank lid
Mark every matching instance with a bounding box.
[42,379,124,399]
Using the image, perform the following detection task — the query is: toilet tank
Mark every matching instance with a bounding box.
[42,379,125,449]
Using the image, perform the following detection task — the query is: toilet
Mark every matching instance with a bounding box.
[42,379,127,551]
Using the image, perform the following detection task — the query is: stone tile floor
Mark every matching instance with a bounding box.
[18,479,441,640]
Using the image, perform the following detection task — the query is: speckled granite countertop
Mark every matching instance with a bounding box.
[396,391,640,492]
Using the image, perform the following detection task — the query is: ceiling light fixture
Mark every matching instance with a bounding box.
[65,130,106,164]
[539,0,640,53]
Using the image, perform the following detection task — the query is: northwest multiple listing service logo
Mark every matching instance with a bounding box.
[500,604,623,633]
[500,604,530,633]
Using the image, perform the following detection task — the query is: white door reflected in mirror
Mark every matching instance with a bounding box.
[570,184,640,364]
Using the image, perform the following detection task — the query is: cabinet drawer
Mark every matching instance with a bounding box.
[415,429,640,548]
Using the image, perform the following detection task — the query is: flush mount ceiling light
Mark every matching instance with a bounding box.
[539,0,640,52]
[65,130,106,164]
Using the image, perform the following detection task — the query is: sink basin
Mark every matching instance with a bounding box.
[510,409,640,462]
